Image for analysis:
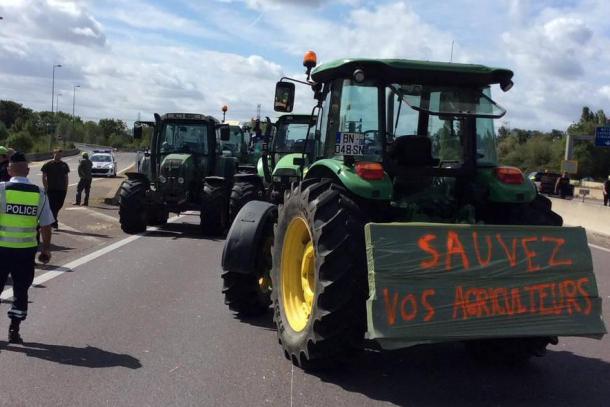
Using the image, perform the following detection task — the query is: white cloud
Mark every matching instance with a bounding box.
[498,7,610,130]
[0,0,106,47]
[1,0,610,131]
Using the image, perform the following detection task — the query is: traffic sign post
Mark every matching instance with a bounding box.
[594,126,610,147]
[561,159,578,174]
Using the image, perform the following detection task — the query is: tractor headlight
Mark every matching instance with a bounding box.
[178,177,185,184]
[159,175,167,183]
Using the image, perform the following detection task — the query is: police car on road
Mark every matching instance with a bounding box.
[90,149,117,177]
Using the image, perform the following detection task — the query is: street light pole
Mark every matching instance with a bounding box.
[51,64,62,113]
[72,85,81,144]
[50,64,62,150]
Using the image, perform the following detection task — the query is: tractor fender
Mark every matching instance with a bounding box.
[306,159,393,200]
[222,200,277,275]
[204,175,229,188]
[233,173,264,187]
[125,172,150,183]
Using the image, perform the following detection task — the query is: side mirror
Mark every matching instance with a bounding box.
[217,124,231,141]
[274,81,295,112]
[133,126,143,139]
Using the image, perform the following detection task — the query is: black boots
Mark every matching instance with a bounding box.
[8,321,23,344]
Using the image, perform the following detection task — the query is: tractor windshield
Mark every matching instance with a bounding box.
[273,120,314,153]
[160,122,209,155]
[221,126,243,154]
[320,79,501,165]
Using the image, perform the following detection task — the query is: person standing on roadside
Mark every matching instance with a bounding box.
[0,146,10,182]
[74,152,92,206]
[555,171,571,199]
[0,152,54,343]
[41,149,69,229]
[604,176,610,206]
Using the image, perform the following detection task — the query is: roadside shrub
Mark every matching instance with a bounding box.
[6,131,34,153]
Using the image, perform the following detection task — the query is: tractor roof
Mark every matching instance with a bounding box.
[277,114,317,124]
[161,113,219,123]
[311,59,513,89]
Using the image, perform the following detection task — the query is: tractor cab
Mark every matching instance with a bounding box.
[220,121,250,163]
[274,58,531,223]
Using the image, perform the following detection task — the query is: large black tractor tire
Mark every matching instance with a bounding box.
[147,207,169,226]
[271,179,368,370]
[119,178,148,234]
[200,181,228,236]
[468,193,563,364]
[229,181,262,223]
[222,220,274,316]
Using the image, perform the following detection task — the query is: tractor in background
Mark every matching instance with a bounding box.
[228,113,317,221]
[119,113,233,235]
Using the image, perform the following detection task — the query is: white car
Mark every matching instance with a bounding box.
[90,152,117,177]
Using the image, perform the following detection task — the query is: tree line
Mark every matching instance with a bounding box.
[495,106,609,180]
[0,100,147,153]
[1,99,608,179]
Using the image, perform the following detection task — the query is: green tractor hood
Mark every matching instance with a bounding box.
[158,153,195,201]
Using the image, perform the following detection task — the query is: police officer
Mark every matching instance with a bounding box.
[74,151,92,206]
[0,152,54,343]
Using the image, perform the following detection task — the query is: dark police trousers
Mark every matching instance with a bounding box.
[47,189,67,225]
[76,178,92,205]
[0,247,37,322]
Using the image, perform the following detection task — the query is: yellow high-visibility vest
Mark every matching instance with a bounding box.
[0,183,42,249]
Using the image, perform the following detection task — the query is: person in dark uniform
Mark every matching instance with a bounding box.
[73,152,93,206]
[0,146,10,182]
[604,176,610,206]
[555,172,570,199]
[0,152,54,343]
[41,149,69,229]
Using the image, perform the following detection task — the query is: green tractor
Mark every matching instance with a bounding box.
[220,122,260,171]
[119,113,234,235]
[228,114,317,220]
[221,53,606,369]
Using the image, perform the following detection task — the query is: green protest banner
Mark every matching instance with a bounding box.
[365,223,606,350]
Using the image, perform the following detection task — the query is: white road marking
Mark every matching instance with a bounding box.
[56,222,101,243]
[290,364,294,407]
[589,243,610,254]
[1,216,183,301]
[65,206,119,223]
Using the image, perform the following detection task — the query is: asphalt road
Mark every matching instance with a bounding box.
[0,197,609,405]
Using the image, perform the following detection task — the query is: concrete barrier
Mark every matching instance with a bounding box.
[26,148,80,162]
[550,197,610,237]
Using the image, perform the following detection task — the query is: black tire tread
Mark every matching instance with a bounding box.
[119,179,148,234]
[200,181,228,236]
[229,181,262,222]
[272,179,367,370]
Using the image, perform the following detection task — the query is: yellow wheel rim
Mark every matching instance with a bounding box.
[281,216,315,332]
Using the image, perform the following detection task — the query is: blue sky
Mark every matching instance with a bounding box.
[1,0,610,130]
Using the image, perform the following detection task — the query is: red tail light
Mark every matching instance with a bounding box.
[494,166,524,185]
[355,162,385,181]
